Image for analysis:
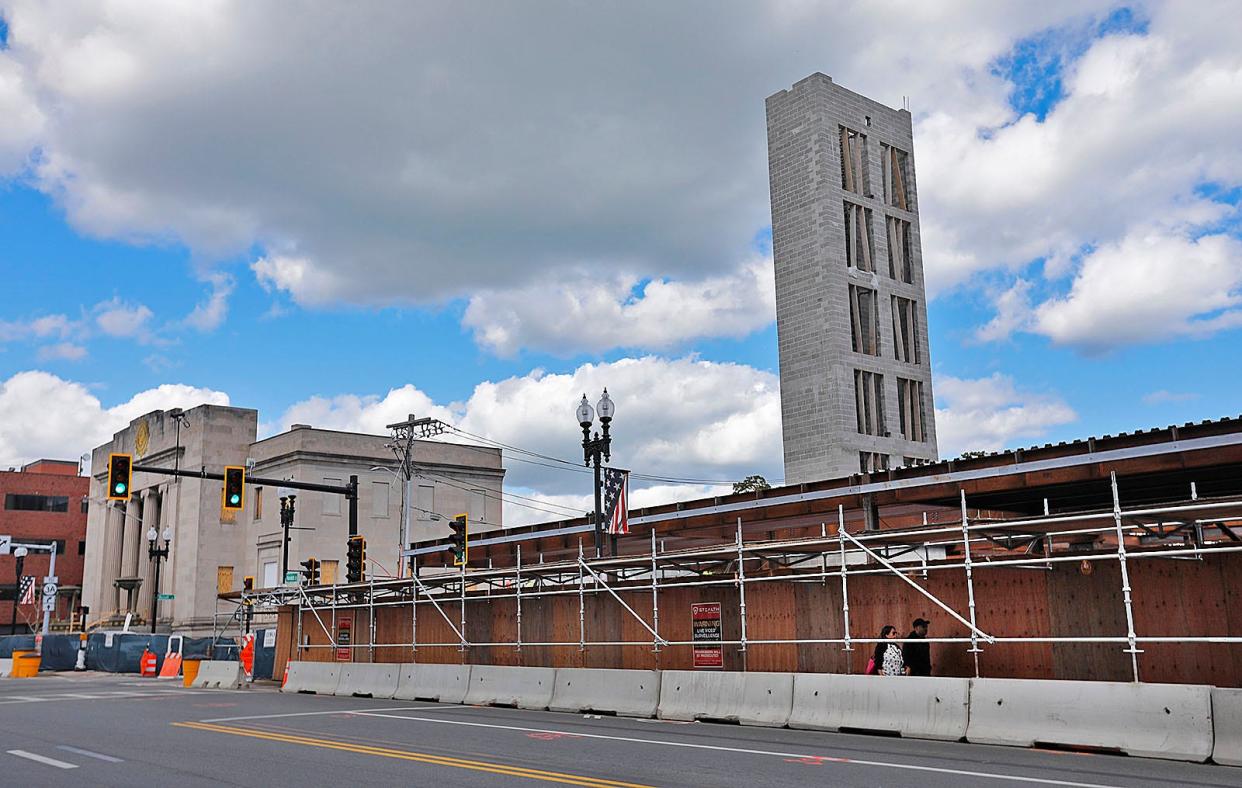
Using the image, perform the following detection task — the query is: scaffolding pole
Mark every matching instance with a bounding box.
[961,489,983,677]
[838,505,852,665]
[1112,471,1142,682]
[737,517,748,661]
[651,529,661,653]
[516,545,523,653]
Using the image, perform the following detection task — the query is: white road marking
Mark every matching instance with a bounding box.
[350,711,1126,788]
[7,750,78,769]
[57,745,123,763]
[199,703,470,723]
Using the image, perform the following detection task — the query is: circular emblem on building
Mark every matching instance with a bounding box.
[135,420,150,459]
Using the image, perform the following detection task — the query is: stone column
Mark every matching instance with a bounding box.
[108,503,126,612]
[120,495,141,611]
[136,491,156,619]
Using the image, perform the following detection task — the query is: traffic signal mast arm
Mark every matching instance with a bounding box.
[130,463,354,496]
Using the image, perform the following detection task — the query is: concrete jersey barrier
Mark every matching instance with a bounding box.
[789,674,968,741]
[337,663,399,699]
[0,657,11,678]
[657,671,793,727]
[282,661,343,695]
[550,668,661,718]
[967,678,1213,762]
[394,663,472,704]
[1212,687,1242,767]
[464,665,555,710]
[191,660,243,689]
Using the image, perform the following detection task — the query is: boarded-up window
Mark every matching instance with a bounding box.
[854,370,886,436]
[882,144,910,210]
[844,202,875,272]
[898,378,928,442]
[839,126,869,195]
[849,285,881,356]
[859,452,889,473]
[216,566,233,595]
[261,560,278,589]
[886,216,913,283]
[892,296,920,364]
[321,560,339,585]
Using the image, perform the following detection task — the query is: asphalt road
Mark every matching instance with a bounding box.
[0,672,1238,787]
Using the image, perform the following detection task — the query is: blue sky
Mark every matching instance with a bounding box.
[0,2,1239,520]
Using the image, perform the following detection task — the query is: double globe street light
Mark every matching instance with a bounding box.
[577,388,616,556]
[147,526,172,634]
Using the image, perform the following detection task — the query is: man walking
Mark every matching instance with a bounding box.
[904,618,931,676]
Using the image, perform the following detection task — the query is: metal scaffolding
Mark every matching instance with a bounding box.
[233,482,1242,682]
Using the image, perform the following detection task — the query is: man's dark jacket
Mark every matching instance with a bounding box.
[904,632,931,676]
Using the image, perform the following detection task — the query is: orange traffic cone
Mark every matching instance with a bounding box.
[139,649,158,678]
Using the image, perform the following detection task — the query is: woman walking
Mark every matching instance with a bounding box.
[870,625,907,676]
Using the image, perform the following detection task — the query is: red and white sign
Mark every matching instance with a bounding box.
[336,617,352,661]
[691,602,723,669]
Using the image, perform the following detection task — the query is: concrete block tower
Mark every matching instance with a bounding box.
[766,73,938,484]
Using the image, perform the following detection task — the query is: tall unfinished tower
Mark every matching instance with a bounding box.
[766,73,938,484]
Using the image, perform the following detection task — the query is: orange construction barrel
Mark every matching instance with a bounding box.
[182,658,201,687]
[11,650,40,678]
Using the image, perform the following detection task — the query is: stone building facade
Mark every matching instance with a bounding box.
[766,73,938,484]
[82,404,503,634]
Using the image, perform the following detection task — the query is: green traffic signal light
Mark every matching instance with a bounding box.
[107,453,133,501]
[230,493,240,505]
[114,482,127,495]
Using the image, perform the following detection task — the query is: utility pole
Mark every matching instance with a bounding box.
[386,414,447,574]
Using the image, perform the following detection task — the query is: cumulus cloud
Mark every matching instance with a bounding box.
[0,1,1133,354]
[275,356,783,510]
[93,297,153,338]
[183,272,235,332]
[1032,231,1242,350]
[0,371,229,467]
[934,372,1077,456]
[36,342,86,362]
[464,258,775,356]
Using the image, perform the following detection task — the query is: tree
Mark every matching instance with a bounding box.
[733,475,771,494]
[958,450,988,459]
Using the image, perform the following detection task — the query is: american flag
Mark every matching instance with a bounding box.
[18,576,34,605]
[602,467,630,535]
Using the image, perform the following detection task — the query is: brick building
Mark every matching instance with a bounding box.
[0,459,88,633]
[766,73,938,483]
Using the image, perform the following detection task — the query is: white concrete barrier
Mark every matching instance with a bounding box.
[337,663,399,699]
[788,674,968,741]
[657,671,793,727]
[549,668,661,718]
[967,678,1213,762]
[394,663,472,704]
[1212,687,1242,766]
[282,661,343,695]
[191,660,243,689]
[0,658,11,678]
[464,665,556,710]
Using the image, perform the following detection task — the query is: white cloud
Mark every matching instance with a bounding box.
[934,372,1077,456]
[36,342,87,362]
[93,297,153,338]
[0,49,44,174]
[974,278,1034,342]
[0,1,1126,354]
[464,258,775,356]
[1031,231,1242,350]
[183,272,235,332]
[1143,389,1199,406]
[0,371,229,467]
[0,313,76,342]
[275,356,783,510]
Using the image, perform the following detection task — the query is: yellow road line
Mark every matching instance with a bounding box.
[173,721,654,788]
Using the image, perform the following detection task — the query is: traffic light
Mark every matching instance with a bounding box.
[223,466,246,511]
[346,536,365,583]
[449,513,468,566]
[243,575,255,592]
[300,557,320,586]
[107,453,132,501]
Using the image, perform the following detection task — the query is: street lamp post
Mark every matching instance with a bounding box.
[10,546,27,635]
[147,526,172,634]
[577,389,616,557]
[279,493,297,580]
